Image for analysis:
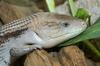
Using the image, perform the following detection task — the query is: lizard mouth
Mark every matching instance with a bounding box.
[48,32,68,38]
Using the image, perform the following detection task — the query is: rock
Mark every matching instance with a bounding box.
[24,46,93,66]
[59,46,88,66]
[49,52,62,66]
[24,49,53,66]
[58,47,74,66]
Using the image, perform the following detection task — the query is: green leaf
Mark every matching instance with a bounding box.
[59,19,100,47]
[45,0,55,12]
[68,0,78,17]
[75,8,90,21]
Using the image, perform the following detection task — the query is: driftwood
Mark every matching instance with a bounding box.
[0,0,100,66]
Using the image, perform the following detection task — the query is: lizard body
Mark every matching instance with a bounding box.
[0,12,87,66]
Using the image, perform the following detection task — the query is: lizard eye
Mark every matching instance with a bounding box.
[63,23,69,27]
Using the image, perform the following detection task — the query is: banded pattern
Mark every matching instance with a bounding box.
[0,15,34,44]
[0,15,33,36]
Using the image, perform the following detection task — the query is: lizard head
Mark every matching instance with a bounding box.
[33,12,87,48]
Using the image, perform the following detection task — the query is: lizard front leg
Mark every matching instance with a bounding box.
[10,44,42,58]
[0,50,11,66]
[0,57,9,66]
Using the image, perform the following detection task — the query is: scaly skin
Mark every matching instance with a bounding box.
[0,12,87,66]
